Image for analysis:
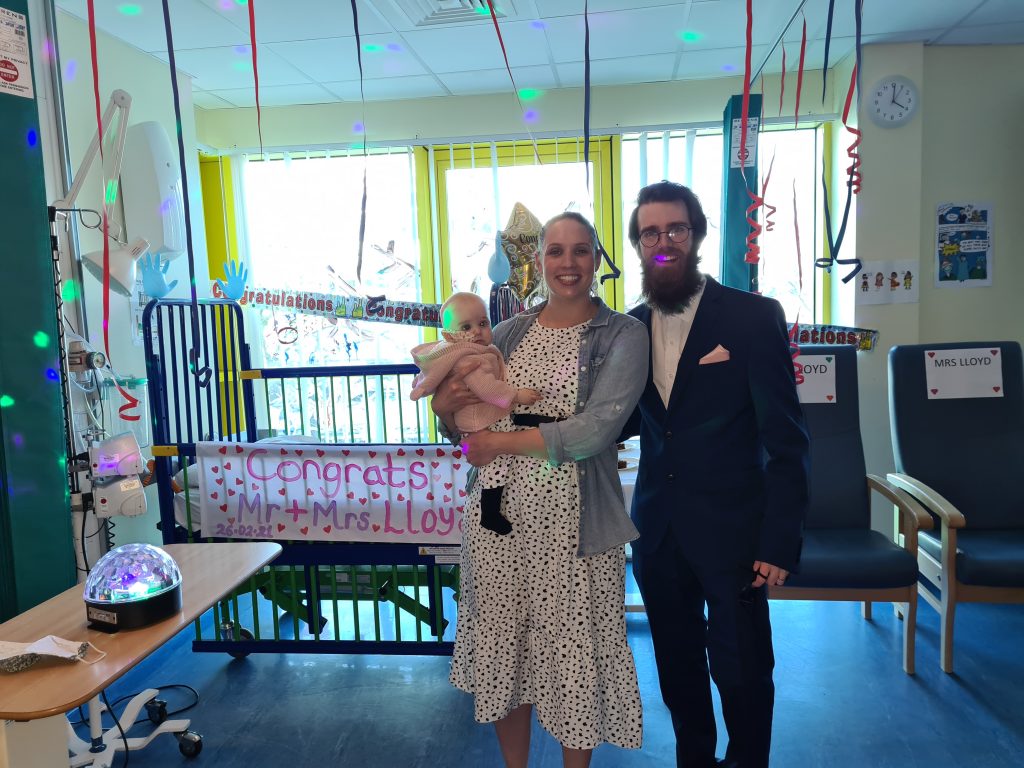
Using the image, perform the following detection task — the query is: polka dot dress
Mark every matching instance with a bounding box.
[449,320,643,751]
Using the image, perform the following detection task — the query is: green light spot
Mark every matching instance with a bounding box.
[104,179,119,205]
[118,4,142,16]
[33,331,50,348]
[362,43,382,52]
[58,456,67,469]
[232,60,252,72]
[0,395,14,408]
[62,280,79,302]
[235,0,248,5]
[518,88,543,101]
[678,30,703,43]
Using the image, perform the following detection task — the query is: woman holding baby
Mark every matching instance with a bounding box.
[431,212,649,767]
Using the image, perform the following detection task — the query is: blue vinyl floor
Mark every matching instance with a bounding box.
[72,597,1024,767]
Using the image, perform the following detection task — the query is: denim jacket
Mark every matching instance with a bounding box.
[471,298,649,556]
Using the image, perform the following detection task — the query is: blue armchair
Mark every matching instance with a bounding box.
[769,345,931,674]
[887,340,1024,673]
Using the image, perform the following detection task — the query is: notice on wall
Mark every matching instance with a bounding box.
[729,117,759,169]
[935,202,992,288]
[197,442,469,544]
[796,355,838,404]
[855,258,920,306]
[0,6,33,99]
[923,347,1004,400]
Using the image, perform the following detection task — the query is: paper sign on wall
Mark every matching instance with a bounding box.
[924,348,1004,399]
[0,6,34,100]
[197,442,469,544]
[796,355,838,404]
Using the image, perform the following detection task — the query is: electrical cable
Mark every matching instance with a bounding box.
[99,688,130,767]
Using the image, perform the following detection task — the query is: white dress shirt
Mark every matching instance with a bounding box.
[651,277,706,408]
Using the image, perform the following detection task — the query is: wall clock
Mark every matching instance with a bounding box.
[869,75,919,127]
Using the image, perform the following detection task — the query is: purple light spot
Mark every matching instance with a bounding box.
[26,129,38,147]
[12,434,23,448]
[64,59,77,81]
[160,197,174,215]
[352,122,364,134]
[721,64,736,72]
[46,368,59,381]
[386,42,402,52]
[523,109,539,123]
[43,39,54,58]
[234,44,250,55]
[531,20,545,30]
[219,0,233,9]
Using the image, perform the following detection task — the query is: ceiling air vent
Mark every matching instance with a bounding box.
[396,0,513,27]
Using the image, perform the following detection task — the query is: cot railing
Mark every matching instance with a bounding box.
[143,299,457,655]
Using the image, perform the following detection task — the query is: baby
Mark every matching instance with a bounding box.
[410,292,540,534]
[410,292,540,431]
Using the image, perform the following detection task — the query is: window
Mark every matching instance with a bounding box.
[620,126,820,321]
[432,139,618,309]
[241,150,423,367]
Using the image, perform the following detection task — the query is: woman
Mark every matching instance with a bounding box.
[432,212,649,767]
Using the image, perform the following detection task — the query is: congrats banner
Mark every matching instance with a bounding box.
[196,442,468,544]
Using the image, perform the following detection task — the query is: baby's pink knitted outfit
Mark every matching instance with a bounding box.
[410,341,519,433]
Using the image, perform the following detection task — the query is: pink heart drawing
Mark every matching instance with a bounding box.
[430,461,440,469]
[994,386,1001,392]
[458,489,467,497]
[227,489,236,497]
[415,449,425,456]
[323,525,332,534]
[235,478,243,485]
[342,449,350,456]
[278,488,287,496]
[228,517,236,524]
[396,448,406,456]
[453,463,461,470]
[215,477,224,485]
[426,492,434,501]
[436,448,446,457]
[927,352,936,358]
[359,497,367,505]
[826,395,834,401]
[218,446,227,455]
[316,449,325,457]
[931,389,938,395]
[277,523,286,532]
[224,462,232,470]
[991,349,999,356]
[397,493,405,501]
[280,448,288,455]
[306,488,314,496]
[295,450,303,456]
[219,504,228,512]
[444,482,453,490]
[452,449,463,459]
[371,491,381,499]
[371,523,381,532]
[444,495,451,502]
[300,526,309,535]
[210,492,219,500]
[211,466,220,474]
[369,450,377,458]
[252,483,259,491]
[432,474,442,482]
[347,491,355,499]
[235,445,244,453]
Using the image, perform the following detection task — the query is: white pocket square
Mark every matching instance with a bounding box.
[699,345,731,365]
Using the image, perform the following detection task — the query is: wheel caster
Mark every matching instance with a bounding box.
[145,698,168,724]
[228,627,255,659]
[178,730,203,758]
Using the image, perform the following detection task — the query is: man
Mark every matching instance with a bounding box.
[621,181,808,768]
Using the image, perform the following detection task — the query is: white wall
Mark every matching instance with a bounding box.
[55,10,210,545]
[854,43,1023,528]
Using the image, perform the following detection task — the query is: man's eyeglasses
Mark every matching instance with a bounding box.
[639,225,694,248]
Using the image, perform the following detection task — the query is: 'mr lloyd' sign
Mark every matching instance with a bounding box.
[197,443,469,544]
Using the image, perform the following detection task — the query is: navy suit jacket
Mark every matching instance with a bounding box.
[622,278,808,573]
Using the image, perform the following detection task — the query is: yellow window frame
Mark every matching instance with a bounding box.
[423,137,625,311]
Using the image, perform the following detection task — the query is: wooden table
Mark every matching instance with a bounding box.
[0,542,281,767]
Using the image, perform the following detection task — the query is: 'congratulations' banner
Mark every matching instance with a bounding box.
[196,442,468,544]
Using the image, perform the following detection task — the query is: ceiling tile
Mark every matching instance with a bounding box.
[269,34,428,82]
[151,46,314,90]
[322,75,448,101]
[191,90,236,110]
[193,0,391,42]
[676,44,769,80]
[208,83,341,108]
[55,0,249,54]
[401,20,551,73]
[556,53,677,88]
[437,65,559,95]
[938,21,1024,45]
[542,7,694,64]
[965,0,1024,26]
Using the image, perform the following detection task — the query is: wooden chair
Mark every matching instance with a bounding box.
[769,345,931,674]
[887,340,1024,673]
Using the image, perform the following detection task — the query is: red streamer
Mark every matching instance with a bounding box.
[485,0,541,163]
[794,17,807,128]
[760,151,777,233]
[740,0,762,265]
[841,65,862,195]
[247,0,263,154]
[86,1,139,421]
[789,178,804,383]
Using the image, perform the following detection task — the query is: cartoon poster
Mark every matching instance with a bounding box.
[856,258,919,306]
[935,202,992,288]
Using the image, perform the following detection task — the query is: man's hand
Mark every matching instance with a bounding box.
[462,430,502,467]
[752,560,789,588]
[429,357,485,426]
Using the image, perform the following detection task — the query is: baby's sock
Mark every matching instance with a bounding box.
[479,486,512,535]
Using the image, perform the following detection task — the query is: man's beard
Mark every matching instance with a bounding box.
[641,248,703,314]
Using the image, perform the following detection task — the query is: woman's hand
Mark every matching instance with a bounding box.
[462,430,503,467]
